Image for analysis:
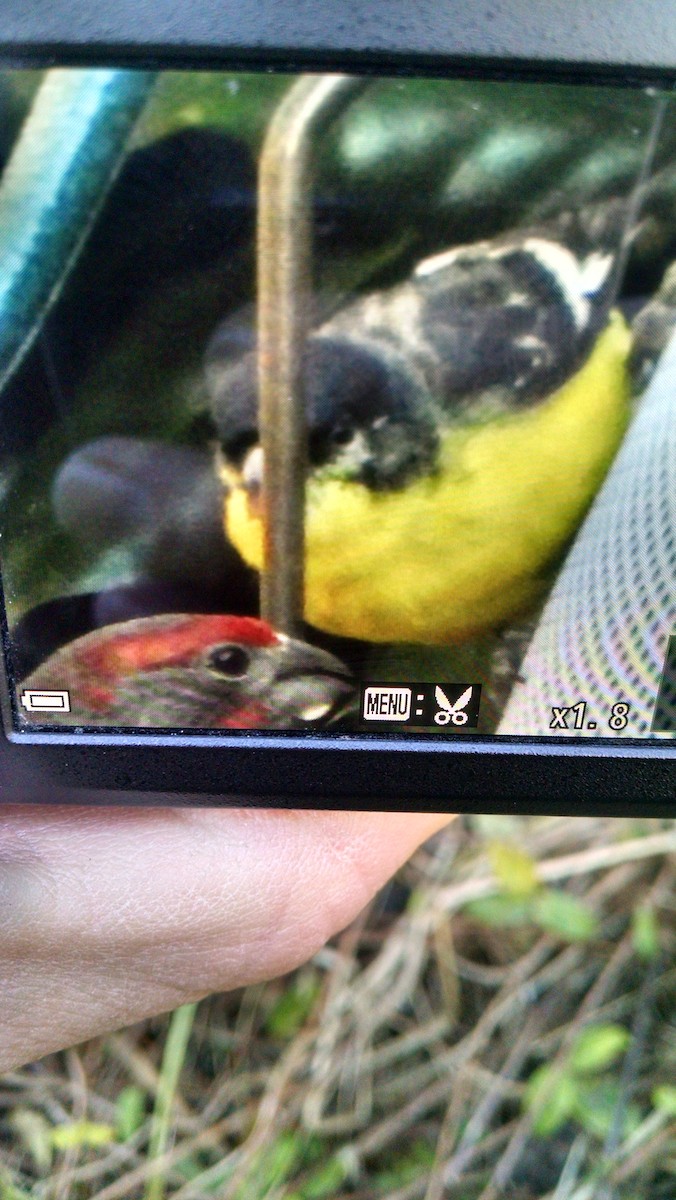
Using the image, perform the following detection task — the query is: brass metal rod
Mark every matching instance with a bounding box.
[257,73,367,635]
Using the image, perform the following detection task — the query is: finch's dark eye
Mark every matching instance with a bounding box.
[208,644,251,678]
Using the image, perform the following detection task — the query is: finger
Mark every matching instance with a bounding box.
[0,804,454,1069]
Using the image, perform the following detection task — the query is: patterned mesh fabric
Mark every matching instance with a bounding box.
[499,331,676,738]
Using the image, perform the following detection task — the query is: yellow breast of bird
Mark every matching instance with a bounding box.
[225,312,631,644]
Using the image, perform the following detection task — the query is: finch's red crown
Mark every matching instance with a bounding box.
[80,615,279,683]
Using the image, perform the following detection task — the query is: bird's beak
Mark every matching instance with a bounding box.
[276,636,356,726]
[217,445,264,522]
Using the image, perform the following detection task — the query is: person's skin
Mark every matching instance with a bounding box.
[0,805,453,1071]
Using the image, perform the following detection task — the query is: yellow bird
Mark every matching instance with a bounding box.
[207,218,631,644]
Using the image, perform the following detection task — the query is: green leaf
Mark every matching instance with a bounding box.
[9,1109,53,1174]
[145,1000,198,1200]
[631,906,660,961]
[405,886,427,914]
[175,1157,205,1182]
[115,1086,147,1142]
[524,1065,578,1136]
[264,970,321,1039]
[372,1140,436,1190]
[569,1025,630,1075]
[488,841,539,896]
[291,1154,349,1199]
[465,893,534,927]
[233,1131,306,1199]
[573,1081,642,1140]
[50,1121,116,1150]
[258,1131,303,1186]
[532,889,598,942]
[0,1171,33,1200]
[193,1163,234,1194]
[652,1085,676,1116]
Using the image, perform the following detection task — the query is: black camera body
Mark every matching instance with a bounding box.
[0,0,674,813]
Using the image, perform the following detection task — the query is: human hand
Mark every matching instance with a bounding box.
[0,805,453,1070]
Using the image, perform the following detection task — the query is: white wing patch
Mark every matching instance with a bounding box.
[414,241,492,278]
[415,235,614,335]
[518,238,612,331]
[579,250,614,298]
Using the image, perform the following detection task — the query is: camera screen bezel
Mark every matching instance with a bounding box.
[0,6,674,813]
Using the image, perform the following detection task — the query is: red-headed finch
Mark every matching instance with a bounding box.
[18,613,354,730]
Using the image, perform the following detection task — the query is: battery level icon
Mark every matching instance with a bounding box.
[21,688,71,714]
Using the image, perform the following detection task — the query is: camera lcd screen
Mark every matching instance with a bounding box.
[0,67,674,742]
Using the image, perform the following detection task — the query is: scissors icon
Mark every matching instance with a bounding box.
[434,685,474,726]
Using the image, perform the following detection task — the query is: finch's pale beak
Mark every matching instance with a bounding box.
[275,635,356,726]
[241,446,264,519]
[218,445,264,521]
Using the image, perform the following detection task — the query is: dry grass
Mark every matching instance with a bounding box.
[1,815,675,1199]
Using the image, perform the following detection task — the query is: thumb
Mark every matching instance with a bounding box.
[0,804,454,1069]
